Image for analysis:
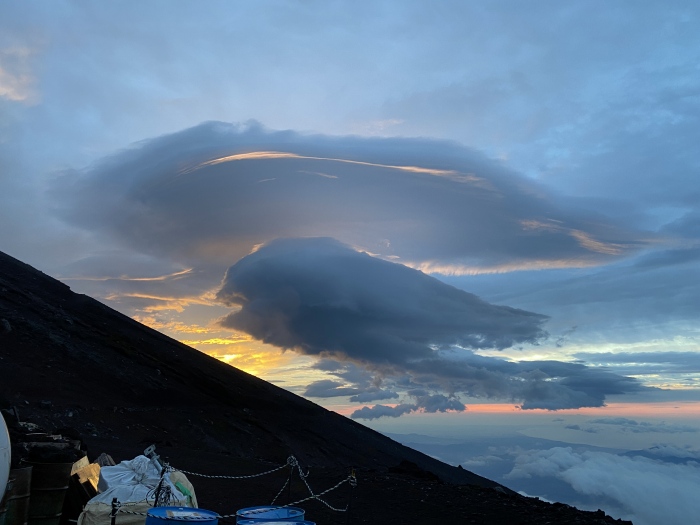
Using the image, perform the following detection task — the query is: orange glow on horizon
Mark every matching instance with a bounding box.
[330,401,700,418]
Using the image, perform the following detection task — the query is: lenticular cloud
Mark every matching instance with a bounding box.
[54,121,646,275]
[216,237,644,412]
[216,237,549,363]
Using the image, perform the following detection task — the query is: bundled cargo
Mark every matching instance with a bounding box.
[78,456,196,525]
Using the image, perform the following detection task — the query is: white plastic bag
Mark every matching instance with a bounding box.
[78,455,195,525]
[96,455,165,496]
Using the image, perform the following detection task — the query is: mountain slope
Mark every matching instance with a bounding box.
[0,250,630,524]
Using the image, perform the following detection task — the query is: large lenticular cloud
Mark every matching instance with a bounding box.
[54,121,647,276]
[216,237,549,362]
[217,237,644,411]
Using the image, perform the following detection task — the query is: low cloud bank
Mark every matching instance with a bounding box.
[583,417,699,434]
[506,447,700,525]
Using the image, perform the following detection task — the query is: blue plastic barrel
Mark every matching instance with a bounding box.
[235,506,305,523]
[146,507,219,525]
[237,521,315,525]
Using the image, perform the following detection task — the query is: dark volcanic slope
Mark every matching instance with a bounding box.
[0,249,490,483]
[0,250,630,524]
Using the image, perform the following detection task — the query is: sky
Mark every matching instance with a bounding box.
[1,1,700,522]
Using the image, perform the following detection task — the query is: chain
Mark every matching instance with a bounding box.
[117,473,356,520]
[168,458,290,480]
[283,457,356,512]
[114,454,358,520]
[270,477,289,505]
[286,475,355,512]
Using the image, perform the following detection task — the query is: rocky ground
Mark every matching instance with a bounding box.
[0,249,631,524]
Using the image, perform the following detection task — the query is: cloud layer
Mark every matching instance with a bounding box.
[506,447,700,525]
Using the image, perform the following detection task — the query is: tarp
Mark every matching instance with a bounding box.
[78,455,197,525]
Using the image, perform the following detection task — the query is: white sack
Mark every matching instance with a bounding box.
[78,455,197,525]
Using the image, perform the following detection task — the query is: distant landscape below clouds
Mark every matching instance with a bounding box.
[382,413,700,525]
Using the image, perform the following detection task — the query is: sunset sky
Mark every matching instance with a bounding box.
[2,2,699,522]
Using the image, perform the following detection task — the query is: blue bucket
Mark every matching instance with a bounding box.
[146,507,219,525]
[237,522,315,525]
[235,506,305,523]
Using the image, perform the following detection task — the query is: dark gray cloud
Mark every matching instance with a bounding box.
[309,359,399,402]
[216,237,549,362]
[402,353,643,410]
[303,380,360,398]
[311,359,378,386]
[350,404,417,420]
[217,237,644,412]
[350,393,466,420]
[414,394,466,413]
